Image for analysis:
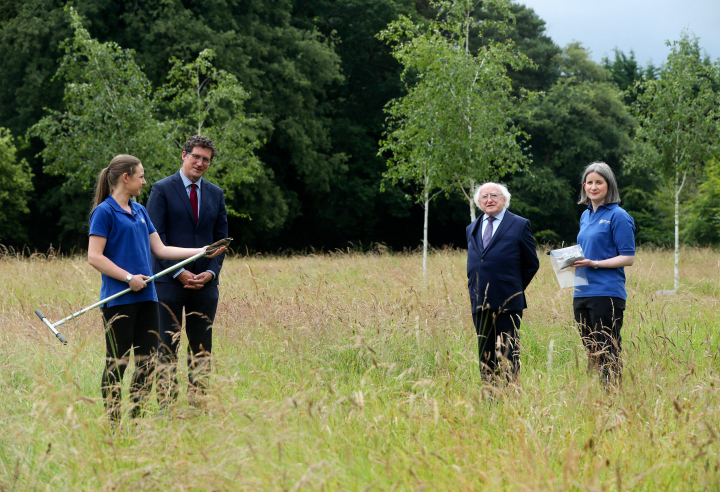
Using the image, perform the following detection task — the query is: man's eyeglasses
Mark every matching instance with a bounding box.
[479,193,501,201]
[187,152,212,165]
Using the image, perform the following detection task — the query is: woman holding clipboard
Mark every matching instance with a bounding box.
[572,162,635,386]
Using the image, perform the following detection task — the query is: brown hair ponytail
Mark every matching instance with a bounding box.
[91,154,142,213]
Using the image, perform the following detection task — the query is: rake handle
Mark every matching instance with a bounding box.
[35,237,232,345]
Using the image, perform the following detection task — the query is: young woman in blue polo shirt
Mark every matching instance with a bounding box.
[572,161,636,384]
[88,154,224,422]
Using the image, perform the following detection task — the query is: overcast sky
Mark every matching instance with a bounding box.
[517,0,720,67]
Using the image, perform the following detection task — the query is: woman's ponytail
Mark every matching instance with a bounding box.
[92,167,111,211]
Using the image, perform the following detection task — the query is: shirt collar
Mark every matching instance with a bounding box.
[178,169,202,189]
[105,195,137,216]
[483,207,507,222]
[587,202,617,211]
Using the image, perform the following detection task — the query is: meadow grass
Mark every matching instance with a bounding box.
[1,246,719,490]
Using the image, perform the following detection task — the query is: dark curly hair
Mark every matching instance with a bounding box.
[183,135,217,160]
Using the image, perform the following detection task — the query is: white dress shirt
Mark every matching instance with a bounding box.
[480,207,507,239]
[173,170,215,280]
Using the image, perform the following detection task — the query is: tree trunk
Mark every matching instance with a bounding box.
[468,178,476,223]
[674,171,680,291]
[423,176,429,282]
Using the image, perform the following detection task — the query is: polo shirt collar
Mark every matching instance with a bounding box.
[178,169,203,190]
[105,195,137,216]
[587,203,618,212]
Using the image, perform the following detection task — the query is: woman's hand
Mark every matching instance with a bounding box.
[204,246,227,258]
[149,233,228,260]
[572,255,634,269]
[128,274,150,291]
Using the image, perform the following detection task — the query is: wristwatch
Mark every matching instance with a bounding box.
[593,261,599,269]
[125,273,133,283]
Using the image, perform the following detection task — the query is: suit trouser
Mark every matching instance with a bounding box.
[156,282,219,403]
[573,296,625,378]
[472,309,523,381]
[100,301,159,421]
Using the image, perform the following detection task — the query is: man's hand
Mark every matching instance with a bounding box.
[182,271,214,290]
[177,270,202,289]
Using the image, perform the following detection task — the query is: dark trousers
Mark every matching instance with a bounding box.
[573,296,625,379]
[100,301,159,421]
[155,282,219,404]
[472,309,523,381]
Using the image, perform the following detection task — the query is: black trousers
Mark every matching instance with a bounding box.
[472,309,523,381]
[100,301,159,421]
[155,282,219,404]
[573,296,625,378]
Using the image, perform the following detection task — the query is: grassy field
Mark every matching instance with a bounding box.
[1,246,720,490]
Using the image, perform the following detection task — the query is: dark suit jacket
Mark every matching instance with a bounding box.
[466,210,539,313]
[146,172,228,286]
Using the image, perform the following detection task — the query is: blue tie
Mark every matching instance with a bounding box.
[482,216,495,249]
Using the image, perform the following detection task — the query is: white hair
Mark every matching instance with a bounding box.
[473,182,511,208]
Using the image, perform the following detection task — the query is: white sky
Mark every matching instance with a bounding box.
[516,0,720,67]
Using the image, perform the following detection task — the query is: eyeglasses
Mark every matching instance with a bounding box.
[187,152,212,165]
[479,193,501,201]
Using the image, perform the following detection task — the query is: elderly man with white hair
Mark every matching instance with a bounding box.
[466,182,539,383]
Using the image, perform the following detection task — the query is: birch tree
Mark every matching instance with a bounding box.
[30,8,169,186]
[432,0,533,223]
[627,32,720,291]
[378,0,532,277]
[157,49,263,206]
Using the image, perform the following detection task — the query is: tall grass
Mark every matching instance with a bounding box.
[1,246,719,490]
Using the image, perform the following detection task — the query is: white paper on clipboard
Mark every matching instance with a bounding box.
[549,244,589,289]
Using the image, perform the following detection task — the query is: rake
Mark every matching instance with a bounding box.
[35,237,232,344]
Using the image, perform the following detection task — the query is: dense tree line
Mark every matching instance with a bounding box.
[0,0,717,252]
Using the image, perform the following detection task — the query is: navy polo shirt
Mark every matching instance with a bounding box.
[89,196,158,307]
[574,203,636,299]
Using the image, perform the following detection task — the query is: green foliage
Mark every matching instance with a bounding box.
[0,0,70,138]
[279,0,422,248]
[618,166,673,245]
[102,0,347,202]
[479,2,562,93]
[626,32,720,287]
[379,0,533,206]
[603,49,644,92]
[511,43,636,242]
[0,128,34,244]
[29,9,263,232]
[683,160,720,245]
[157,49,264,205]
[30,8,168,187]
[1,0,345,248]
[627,33,720,184]
[5,1,720,252]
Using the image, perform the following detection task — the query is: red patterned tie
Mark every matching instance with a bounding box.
[190,184,198,223]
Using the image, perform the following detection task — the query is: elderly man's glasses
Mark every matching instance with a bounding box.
[188,152,212,165]
[480,193,501,201]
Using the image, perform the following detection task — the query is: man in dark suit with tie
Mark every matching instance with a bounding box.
[466,182,539,383]
[146,135,228,406]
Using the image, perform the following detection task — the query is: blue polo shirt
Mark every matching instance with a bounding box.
[89,196,158,307]
[574,203,635,299]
